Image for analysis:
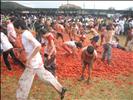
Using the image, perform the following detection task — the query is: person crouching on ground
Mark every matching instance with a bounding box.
[78,45,97,83]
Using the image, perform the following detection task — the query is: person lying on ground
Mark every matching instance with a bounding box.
[111,36,126,50]
[62,40,83,56]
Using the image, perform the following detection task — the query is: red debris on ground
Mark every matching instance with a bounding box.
[56,46,133,80]
[1,34,133,82]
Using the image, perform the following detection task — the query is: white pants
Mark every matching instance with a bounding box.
[16,67,63,100]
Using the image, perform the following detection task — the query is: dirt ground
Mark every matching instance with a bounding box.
[1,34,133,100]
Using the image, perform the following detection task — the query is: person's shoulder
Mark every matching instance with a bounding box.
[1,32,4,35]
[48,32,54,37]
[47,33,54,40]
[94,50,98,56]
[23,30,32,37]
[1,32,5,38]
[82,46,87,52]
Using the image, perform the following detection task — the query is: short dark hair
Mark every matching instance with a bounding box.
[13,19,27,30]
[106,24,114,30]
[87,45,94,54]
[75,41,83,48]
[10,17,15,22]
[40,27,49,35]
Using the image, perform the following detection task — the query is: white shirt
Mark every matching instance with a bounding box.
[64,41,77,48]
[1,32,13,52]
[22,30,43,69]
[111,40,118,48]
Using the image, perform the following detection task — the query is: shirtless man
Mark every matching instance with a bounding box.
[70,22,79,41]
[78,45,97,83]
[102,24,115,65]
[89,23,100,49]
[41,28,57,76]
[53,21,65,42]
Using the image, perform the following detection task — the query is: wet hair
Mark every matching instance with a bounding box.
[102,23,106,27]
[10,17,15,22]
[51,21,55,28]
[87,46,94,54]
[75,41,83,48]
[13,19,28,30]
[106,24,114,31]
[94,23,99,27]
[40,27,49,35]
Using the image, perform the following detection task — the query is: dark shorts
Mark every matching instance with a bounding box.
[44,53,56,76]
[90,35,99,43]
[82,61,91,68]
[103,43,111,51]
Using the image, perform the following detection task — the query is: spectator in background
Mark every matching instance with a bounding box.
[125,26,133,47]
[125,27,133,51]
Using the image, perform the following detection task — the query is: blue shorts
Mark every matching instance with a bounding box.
[91,35,99,43]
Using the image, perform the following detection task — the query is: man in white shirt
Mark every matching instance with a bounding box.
[13,19,67,100]
[1,32,25,70]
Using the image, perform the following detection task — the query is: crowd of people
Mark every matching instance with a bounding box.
[1,12,133,99]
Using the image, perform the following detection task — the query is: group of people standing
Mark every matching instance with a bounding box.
[1,13,133,100]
